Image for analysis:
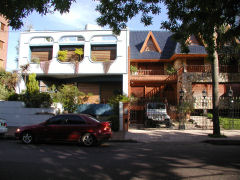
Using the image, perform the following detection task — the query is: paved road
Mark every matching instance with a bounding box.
[0,140,240,180]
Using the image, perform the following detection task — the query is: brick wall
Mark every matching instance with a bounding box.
[0,15,9,70]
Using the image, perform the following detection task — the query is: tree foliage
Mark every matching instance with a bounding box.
[0,0,75,29]
[0,69,18,91]
[26,73,39,93]
[96,0,161,34]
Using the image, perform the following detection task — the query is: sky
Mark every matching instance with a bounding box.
[6,1,168,71]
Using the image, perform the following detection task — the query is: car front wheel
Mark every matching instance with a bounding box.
[21,132,34,144]
[81,133,95,146]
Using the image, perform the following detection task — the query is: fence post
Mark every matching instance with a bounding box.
[119,102,123,131]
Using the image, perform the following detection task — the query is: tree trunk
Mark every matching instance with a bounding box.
[211,31,221,136]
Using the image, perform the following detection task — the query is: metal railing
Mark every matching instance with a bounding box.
[186,65,239,73]
[131,69,165,75]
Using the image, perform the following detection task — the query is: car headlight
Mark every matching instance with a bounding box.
[16,128,21,132]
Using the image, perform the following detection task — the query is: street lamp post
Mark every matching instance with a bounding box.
[179,88,185,129]
[228,87,234,129]
[202,89,207,129]
[202,89,207,116]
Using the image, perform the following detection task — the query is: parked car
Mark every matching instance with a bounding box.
[15,114,112,146]
[145,102,172,128]
[0,118,8,136]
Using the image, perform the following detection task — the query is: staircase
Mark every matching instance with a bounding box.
[145,66,184,101]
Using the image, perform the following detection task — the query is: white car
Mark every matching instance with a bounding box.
[145,102,171,128]
[0,118,8,136]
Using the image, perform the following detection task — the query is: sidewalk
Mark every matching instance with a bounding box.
[5,126,240,143]
[111,129,240,143]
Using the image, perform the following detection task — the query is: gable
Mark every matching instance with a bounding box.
[140,31,161,53]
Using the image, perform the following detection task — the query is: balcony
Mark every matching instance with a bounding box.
[186,65,240,73]
[130,69,177,82]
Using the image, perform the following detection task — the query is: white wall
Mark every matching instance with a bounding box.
[18,29,129,75]
[0,101,55,126]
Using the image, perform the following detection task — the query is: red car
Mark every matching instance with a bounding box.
[15,114,112,146]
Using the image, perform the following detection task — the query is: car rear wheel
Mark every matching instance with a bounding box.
[81,133,95,146]
[21,132,34,144]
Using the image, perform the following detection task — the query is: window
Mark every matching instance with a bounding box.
[68,115,86,125]
[145,37,158,52]
[39,81,48,92]
[47,116,66,125]
[59,45,84,62]
[1,23,5,31]
[90,35,117,62]
[0,41,3,49]
[30,37,53,44]
[91,45,116,61]
[30,46,53,61]
[59,36,85,43]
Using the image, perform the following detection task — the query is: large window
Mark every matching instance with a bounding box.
[30,46,53,62]
[30,37,53,62]
[90,35,117,62]
[91,45,116,61]
[59,36,85,62]
[59,45,84,62]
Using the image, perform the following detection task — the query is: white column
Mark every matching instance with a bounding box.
[122,74,128,96]
[119,101,123,131]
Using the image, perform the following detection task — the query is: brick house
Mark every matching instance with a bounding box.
[0,15,9,70]
[128,31,240,124]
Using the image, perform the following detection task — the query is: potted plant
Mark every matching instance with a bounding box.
[166,64,177,75]
[130,65,138,75]
[57,50,68,62]
[74,48,84,61]
[31,58,40,64]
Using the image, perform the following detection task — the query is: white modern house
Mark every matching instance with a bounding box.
[17,25,129,103]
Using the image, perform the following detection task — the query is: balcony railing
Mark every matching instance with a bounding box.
[186,65,239,73]
[131,69,165,75]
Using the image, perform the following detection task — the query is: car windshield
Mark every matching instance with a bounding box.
[148,103,165,109]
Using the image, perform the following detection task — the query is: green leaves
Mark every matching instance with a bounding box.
[0,0,75,29]
[26,73,39,94]
[96,0,161,34]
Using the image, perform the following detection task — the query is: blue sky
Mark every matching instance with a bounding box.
[6,1,168,71]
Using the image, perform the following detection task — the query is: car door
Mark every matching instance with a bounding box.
[64,115,87,141]
[42,115,68,141]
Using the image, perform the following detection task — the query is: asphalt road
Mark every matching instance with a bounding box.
[0,140,240,180]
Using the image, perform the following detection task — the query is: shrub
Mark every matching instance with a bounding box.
[0,84,11,100]
[23,92,52,108]
[8,93,24,101]
[26,73,39,93]
[207,113,213,119]
[57,50,68,62]
[166,64,177,75]
[56,84,84,113]
[31,58,40,64]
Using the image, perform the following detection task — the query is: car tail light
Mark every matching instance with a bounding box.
[100,122,111,132]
